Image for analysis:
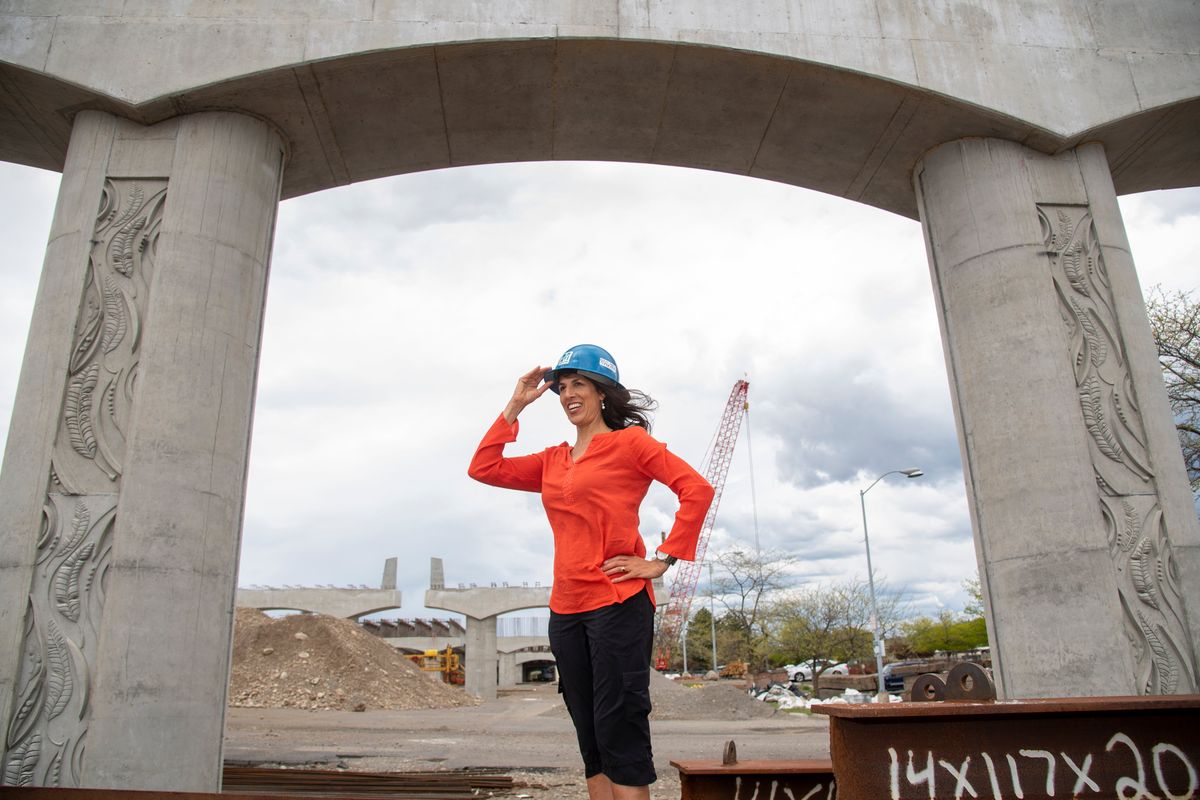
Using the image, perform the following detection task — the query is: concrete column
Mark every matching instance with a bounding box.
[0,110,284,790]
[498,652,517,687]
[464,616,499,700]
[1,113,118,787]
[914,138,1199,699]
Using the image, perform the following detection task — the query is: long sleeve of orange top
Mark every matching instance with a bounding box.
[468,413,715,614]
[466,414,544,492]
[622,425,715,562]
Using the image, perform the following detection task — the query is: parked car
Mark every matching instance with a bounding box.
[880,660,923,693]
[784,660,849,681]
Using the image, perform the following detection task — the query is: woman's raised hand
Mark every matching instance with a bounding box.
[503,365,552,424]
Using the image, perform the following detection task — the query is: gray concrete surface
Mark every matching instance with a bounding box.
[237,557,403,619]
[237,557,402,619]
[1,0,1198,793]
[222,682,830,772]
[237,587,404,620]
[0,110,285,791]
[0,4,1197,217]
[914,138,1200,698]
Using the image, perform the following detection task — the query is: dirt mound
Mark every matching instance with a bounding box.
[646,672,777,720]
[540,671,775,721]
[229,609,477,711]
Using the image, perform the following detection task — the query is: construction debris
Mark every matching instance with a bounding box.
[229,608,477,711]
[222,765,512,798]
[540,671,774,721]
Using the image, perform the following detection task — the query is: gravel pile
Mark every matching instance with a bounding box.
[229,609,477,712]
[541,671,775,721]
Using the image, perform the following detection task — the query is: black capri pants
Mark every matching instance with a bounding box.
[548,588,657,787]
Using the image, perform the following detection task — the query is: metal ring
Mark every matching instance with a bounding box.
[909,674,946,702]
[944,662,995,701]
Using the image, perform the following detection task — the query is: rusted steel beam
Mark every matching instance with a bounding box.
[1,790,474,800]
[670,758,836,800]
[1,766,512,800]
[814,695,1200,800]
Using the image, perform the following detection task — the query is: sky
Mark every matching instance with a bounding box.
[0,159,1196,627]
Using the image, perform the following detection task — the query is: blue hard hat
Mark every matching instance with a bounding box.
[544,344,624,393]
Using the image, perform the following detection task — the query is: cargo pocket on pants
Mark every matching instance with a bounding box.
[621,669,652,719]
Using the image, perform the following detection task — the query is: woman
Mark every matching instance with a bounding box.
[468,344,715,800]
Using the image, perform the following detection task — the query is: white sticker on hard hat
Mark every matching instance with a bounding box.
[599,358,616,372]
[558,351,573,366]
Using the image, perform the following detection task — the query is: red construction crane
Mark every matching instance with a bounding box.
[653,379,749,671]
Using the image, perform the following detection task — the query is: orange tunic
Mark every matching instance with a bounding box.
[468,414,715,614]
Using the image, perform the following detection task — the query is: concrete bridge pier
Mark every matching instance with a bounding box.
[0,110,285,790]
[915,138,1200,699]
[464,615,500,700]
[425,559,551,701]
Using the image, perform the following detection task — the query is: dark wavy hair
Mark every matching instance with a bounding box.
[559,370,658,432]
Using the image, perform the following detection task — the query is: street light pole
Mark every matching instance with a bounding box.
[709,562,718,674]
[860,467,923,702]
[682,617,689,675]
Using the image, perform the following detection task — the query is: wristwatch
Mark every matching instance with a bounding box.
[654,553,678,567]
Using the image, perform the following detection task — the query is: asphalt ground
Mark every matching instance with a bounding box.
[223,682,832,798]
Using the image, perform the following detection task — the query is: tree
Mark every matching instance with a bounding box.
[900,610,988,655]
[770,578,908,682]
[962,576,984,618]
[894,575,989,657]
[711,547,797,666]
[1146,286,1200,491]
[680,606,716,672]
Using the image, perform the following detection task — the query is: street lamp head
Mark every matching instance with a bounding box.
[901,468,924,478]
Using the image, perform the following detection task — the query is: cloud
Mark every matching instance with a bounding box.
[0,160,1195,627]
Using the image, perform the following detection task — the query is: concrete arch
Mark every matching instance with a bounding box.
[1,3,1199,792]
[2,8,1198,216]
[234,589,403,620]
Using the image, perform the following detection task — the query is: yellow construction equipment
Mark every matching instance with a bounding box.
[406,646,465,685]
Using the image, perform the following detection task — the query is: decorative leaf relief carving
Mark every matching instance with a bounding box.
[1079,376,1124,463]
[1052,209,1075,252]
[110,216,146,277]
[3,733,41,786]
[1070,298,1107,368]
[1130,537,1159,610]
[100,275,127,354]
[1136,612,1178,694]
[1118,501,1140,552]
[58,501,90,558]
[43,619,73,722]
[7,639,43,749]
[107,183,143,235]
[45,751,63,787]
[1064,244,1089,298]
[53,542,95,623]
[69,287,101,376]
[65,366,100,460]
[1053,283,1087,381]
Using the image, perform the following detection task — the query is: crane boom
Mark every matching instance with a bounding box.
[653,379,749,671]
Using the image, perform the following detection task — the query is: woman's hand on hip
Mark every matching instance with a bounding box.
[602,555,668,583]
[503,365,552,424]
